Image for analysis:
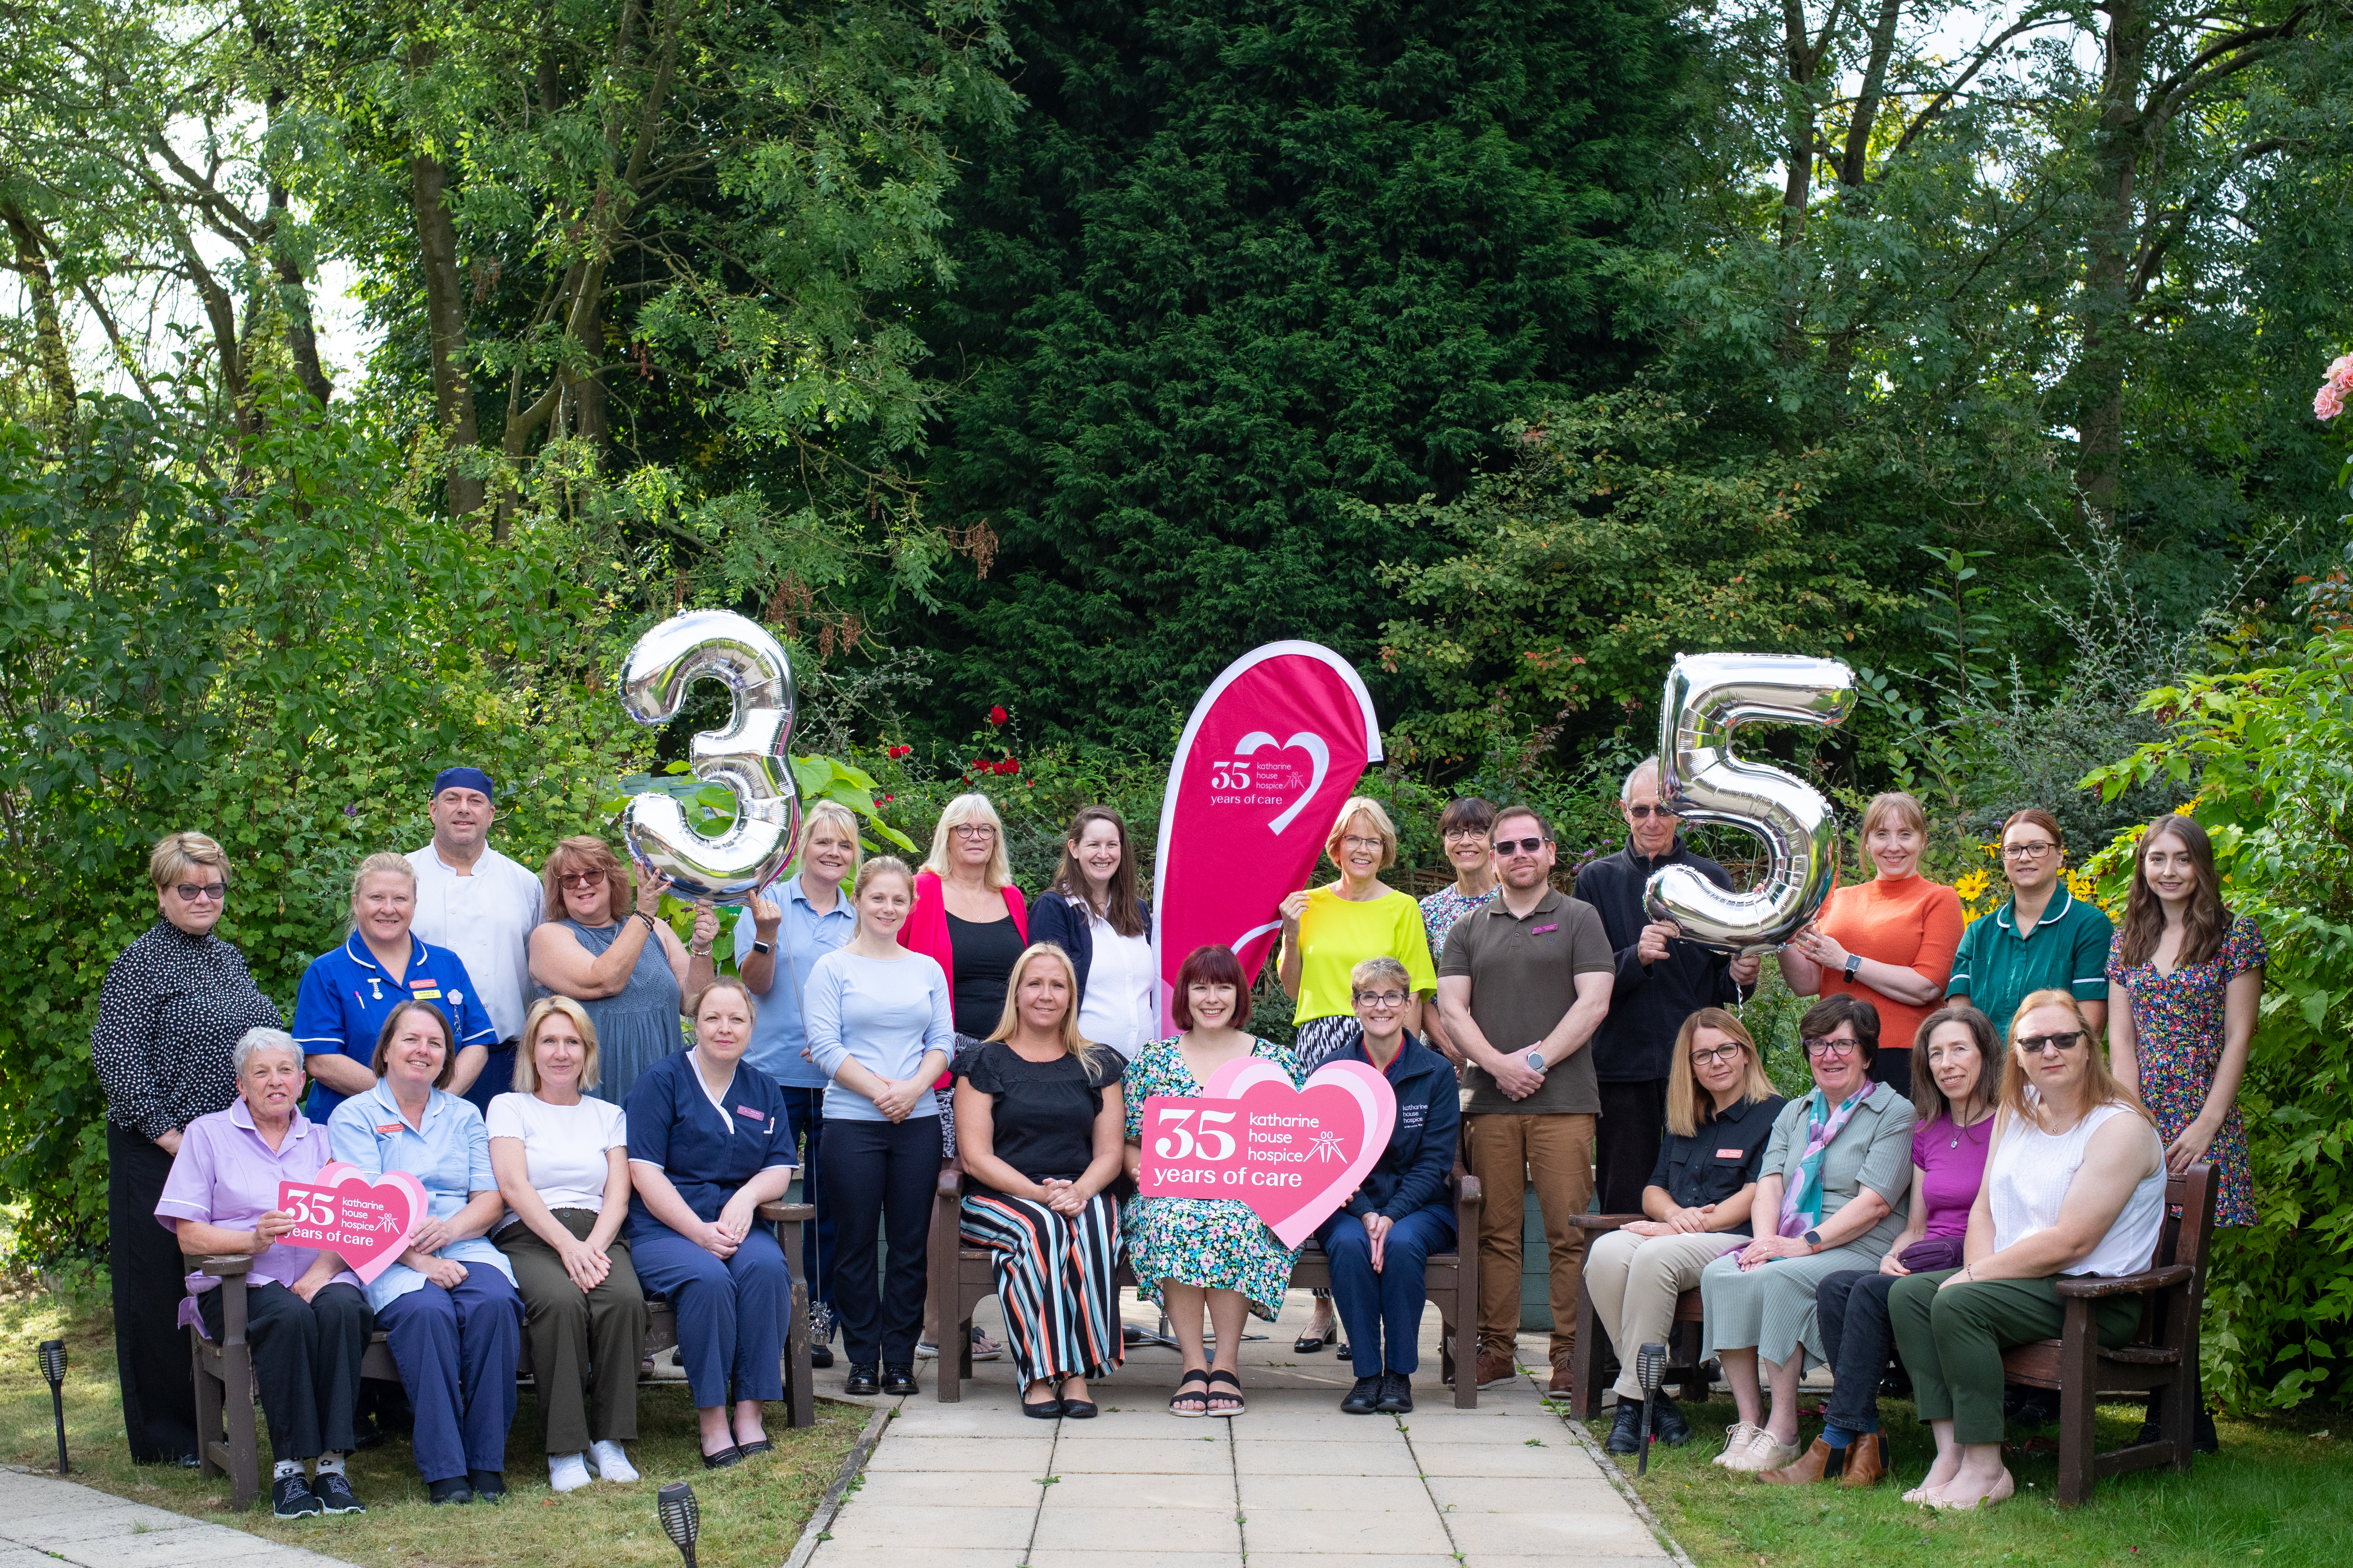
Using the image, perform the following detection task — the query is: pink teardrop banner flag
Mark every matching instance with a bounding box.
[1150,641,1383,1033]
[1135,1057,1398,1247]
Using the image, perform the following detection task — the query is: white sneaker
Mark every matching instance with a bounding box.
[1723,1430,1802,1473]
[1711,1422,1764,1467]
[590,1440,638,1483]
[548,1452,593,1493]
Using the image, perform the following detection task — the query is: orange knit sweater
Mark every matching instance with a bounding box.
[1813,873,1965,1055]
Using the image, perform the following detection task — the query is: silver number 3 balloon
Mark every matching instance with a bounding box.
[1642,652,1855,953]
[618,609,803,902]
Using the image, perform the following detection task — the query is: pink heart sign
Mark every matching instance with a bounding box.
[277,1162,429,1285]
[1136,1059,1398,1247]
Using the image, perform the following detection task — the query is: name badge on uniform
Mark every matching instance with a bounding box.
[1531,923,1559,935]
[376,1122,406,1137]
[1717,1148,1742,1159]
[410,977,442,1000]
[736,1105,765,1120]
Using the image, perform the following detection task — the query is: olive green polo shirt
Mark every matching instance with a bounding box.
[1945,884,2114,1038]
[1439,887,1615,1116]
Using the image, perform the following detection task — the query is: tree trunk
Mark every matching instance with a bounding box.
[2071,0,2151,528]
[412,148,485,517]
[0,199,76,434]
[1838,0,1903,189]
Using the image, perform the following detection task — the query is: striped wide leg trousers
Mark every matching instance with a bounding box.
[959,1188,1125,1386]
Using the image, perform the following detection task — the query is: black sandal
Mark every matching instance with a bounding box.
[1204,1369,1245,1418]
[1168,1368,1211,1418]
[1293,1332,1326,1354]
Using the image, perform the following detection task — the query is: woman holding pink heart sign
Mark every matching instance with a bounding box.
[1123,944,1303,1418]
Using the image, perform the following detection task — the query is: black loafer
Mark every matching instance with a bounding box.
[272,1474,323,1518]
[736,1438,773,1457]
[1605,1400,1644,1455]
[1653,1393,1693,1446]
[1340,1375,1383,1415]
[427,1477,474,1505]
[467,1469,507,1502]
[1023,1397,1064,1420]
[1376,1371,1413,1414]
[844,1362,880,1396]
[881,1362,919,1396]
[1060,1399,1098,1420]
[811,1342,835,1369]
[702,1445,744,1469]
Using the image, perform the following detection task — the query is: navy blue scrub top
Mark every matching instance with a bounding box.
[625,1049,798,1235]
[293,933,500,1127]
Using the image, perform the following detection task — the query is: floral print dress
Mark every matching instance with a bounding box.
[1419,883,1498,969]
[1122,1035,1303,1319]
[2106,916,2268,1227]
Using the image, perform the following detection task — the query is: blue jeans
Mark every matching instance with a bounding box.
[1319,1205,1457,1378]
[632,1223,794,1409]
[375,1269,522,1483]
[777,1083,833,1304]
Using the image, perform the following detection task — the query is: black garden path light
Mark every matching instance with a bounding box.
[1634,1340,1667,1478]
[38,1338,69,1473]
[657,1479,701,1568]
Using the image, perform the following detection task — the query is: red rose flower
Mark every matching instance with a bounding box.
[988,705,1009,726]
[886,744,912,759]
[997,759,1020,776]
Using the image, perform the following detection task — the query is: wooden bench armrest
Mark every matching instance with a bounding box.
[2051,1263,2191,1299]
[756,1201,815,1225]
[1567,1213,1644,1233]
[1452,1169,1482,1205]
[937,1169,967,1202]
[196,1253,256,1276]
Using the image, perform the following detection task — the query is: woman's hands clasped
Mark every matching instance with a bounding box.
[870,1076,930,1123]
[1623,1203,1716,1239]
[558,1235,614,1291]
[1736,1232,1814,1271]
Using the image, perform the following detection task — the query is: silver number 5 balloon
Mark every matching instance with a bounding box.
[1642,652,1855,953]
[618,609,803,903]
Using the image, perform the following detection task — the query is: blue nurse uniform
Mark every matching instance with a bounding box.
[294,934,500,1125]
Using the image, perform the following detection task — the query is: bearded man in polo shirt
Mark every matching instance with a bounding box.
[406,767,543,1113]
[1436,805,1615,1397]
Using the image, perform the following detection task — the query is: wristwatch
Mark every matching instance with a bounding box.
[751,940,774,956]
[1802,1228,1823,1250]
[1524,1049,1546,1073]
[1842,954,1863,981]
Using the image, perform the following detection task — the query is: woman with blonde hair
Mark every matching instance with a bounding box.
[1887,990,2166,1510]
[1583,1008,1784,1454]
[528,835,717,1105]
[296,852,501,1127]
[489,996,648,1490]
[952,943,1127,1417]
[1276,795,1439,1353]
[94,829,285,1464]
[1781,791,1964,1097]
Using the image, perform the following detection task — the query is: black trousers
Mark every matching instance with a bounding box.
[1873,1048,1913,1098]
[108,1122,200,1462]
[1817,1268,1900,1434]
[826,1117,938,1364]
[1595,1079,1669,1217]
[198,1281,372,1463]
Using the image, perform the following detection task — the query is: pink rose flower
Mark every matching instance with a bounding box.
[2320,381,2346,422]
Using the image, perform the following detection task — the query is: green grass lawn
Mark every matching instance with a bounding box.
[1,1274,865,1568]
[1582,1393,2351,1568]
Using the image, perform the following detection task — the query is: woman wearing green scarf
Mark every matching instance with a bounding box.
[1699,995,1915,1473]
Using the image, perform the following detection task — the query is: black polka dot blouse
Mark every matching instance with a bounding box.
[90,919,283,1141]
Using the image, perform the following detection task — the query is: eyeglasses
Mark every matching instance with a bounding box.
[2002,842,2061,860]
[1494,836,1550,855]
[1803,1037,1859,1059]
[1624,805,1676,820]
[558,869,608,888]
[1340,834,1386,852]
[951,824,998,839]
[1690,1044,1745,1067]
[1442,828,1489,842]
[2019,1030,2085,1055]
[1352,990,1409,1008]
[173,883,227,902]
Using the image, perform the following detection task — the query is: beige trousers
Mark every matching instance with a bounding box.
[1464,1112,1596,1366]
[1582,1227,1738,1401]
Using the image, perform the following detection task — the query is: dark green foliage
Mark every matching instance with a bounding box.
[912,0,1685,746]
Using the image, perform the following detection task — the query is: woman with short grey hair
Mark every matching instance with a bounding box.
[94,830,283,1465]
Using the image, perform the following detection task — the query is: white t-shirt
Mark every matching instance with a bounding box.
[485,1092,628,1224]
[1077,914,1158,1060]
[407,843,544,1043]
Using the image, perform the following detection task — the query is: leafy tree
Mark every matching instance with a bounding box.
[910,0,1687,747]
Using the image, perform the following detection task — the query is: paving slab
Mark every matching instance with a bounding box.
[1047,1437,1233,1474]
[0,1469,362,1568]
[1029,1505,1243,1554]
[1044,1470,1234,1510]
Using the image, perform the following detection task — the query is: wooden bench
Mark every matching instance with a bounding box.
[926,1169,1482,1407]
[191,1201,815,1510]
[1562,1166,2217,1508]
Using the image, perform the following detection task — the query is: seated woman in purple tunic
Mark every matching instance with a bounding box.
[1762,1003,2000,1487]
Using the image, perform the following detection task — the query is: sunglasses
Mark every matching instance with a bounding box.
[1494,836,1550,856]
[2019,1030,2086,1055]
[173,882,228,902]
[1624,805,1676,820]
[558,869,608,888]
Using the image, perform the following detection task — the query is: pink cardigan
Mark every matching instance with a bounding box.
[907,869,1029,1082]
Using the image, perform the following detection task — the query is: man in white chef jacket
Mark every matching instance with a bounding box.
[406,766,543,1112]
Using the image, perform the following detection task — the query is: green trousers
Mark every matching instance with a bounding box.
[1888,1269,2141,1444]
[494,1209,648,1453]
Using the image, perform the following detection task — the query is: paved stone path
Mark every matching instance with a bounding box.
[0,1467,359,1568]
[809,1292,1679,1568]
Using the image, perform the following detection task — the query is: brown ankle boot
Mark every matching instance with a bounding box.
[1757,1437,1843,1485]
[1839,1432,1888,1487]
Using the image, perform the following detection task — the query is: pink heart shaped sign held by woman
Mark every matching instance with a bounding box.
[1136,1058,1397,1248]
[276,1161,431,1285]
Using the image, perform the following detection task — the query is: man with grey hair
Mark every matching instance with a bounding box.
[1571,757,1760,1218]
